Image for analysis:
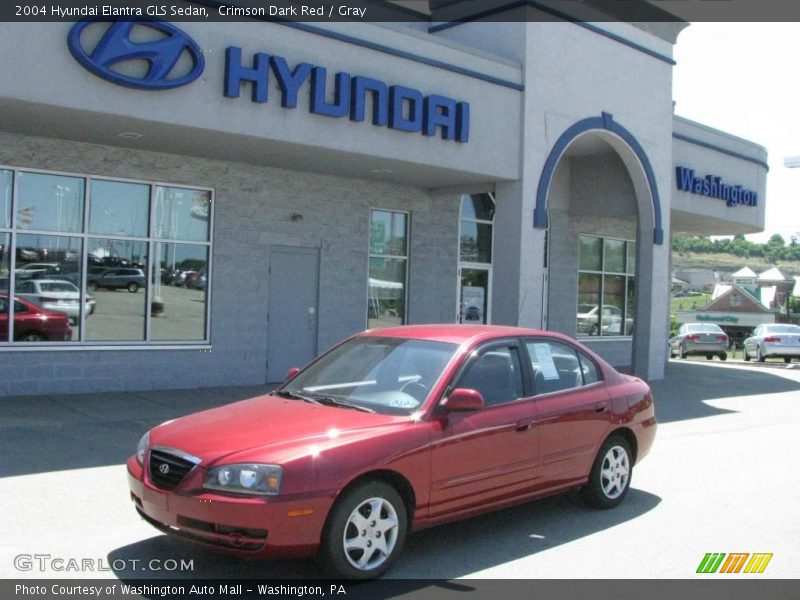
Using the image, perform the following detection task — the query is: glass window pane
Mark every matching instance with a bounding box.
[602,275,626,336]
[577,351,599,385]
[460,193,495,221]
[577,273,601,335]
[85,238,148,341]
[458,345,523,406]
[1,170,11,228]
[460,268,489,324]
[0,233,8,341]
[625,277,636,335]
[17,172,85,233]
[90,180,150,237]
[151,243,208,341]
[369,210,407,256]
[154,186,211,242]
[579,236,602,271]
[527,340,582,394]
[13,234,82,342]
[459,222,492,263]
[604,239,625,273]
[368,257,405,328]
[626,241,636,274]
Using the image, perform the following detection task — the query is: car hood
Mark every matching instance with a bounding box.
[148,394,407,466]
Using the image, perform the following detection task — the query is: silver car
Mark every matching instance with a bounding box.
[14,279,96,323]
[743,323,800,363]
[670,323,729,360]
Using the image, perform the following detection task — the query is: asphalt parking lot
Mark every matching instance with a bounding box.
[1,360,799,580]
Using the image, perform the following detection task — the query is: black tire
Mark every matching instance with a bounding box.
[705,355,713,360]
[127,282,139,293]
[719,352,727,361]
[757,346,766,363]
[319,480,407,580]
[744,348,750,362]
[784,357,792,364]
[580,435,633,509]
[680,345,688,359]
[87,282,97,292]
[17,332,45,342]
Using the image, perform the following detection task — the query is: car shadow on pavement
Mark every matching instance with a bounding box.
[649,361,800,424]
[0,384,275,478]
[108,487,660,584]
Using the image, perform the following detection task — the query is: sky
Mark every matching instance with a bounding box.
[671,22,800,244]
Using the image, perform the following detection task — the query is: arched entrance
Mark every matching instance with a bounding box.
[534,113,665,377]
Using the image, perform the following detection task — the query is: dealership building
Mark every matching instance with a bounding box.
[0,2,767,396]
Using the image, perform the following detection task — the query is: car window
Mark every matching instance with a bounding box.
[17,281,34,293]
[455,345,524,407]
[764,325,800,334]
[14,300,28,313]
[526,340,586,395]
[40,282,76,292]
[0,297,6,312]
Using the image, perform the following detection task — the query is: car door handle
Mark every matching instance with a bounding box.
[516,422,533,432]
[594,403,608,413]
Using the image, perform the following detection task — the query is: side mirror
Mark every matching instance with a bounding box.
[285,367,300,381]
[442,388,484,412]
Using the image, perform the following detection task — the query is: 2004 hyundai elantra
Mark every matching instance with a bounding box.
[128,325,656,578]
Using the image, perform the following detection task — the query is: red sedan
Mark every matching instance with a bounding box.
[128,325,656,578]
[0,294,73,341]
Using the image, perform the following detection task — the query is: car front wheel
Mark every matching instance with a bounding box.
[319,481,407,579]
[581,435,633,509]
[127,282,139,293]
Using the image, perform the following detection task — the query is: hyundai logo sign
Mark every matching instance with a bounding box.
[68,19,204,90]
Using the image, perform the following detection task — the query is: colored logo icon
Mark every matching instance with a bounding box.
[67,19,205,90]
[697,552,773,574]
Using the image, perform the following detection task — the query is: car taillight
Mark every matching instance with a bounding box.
[685,335,699,341]
[764,337,780,343]
[716,335,728,342]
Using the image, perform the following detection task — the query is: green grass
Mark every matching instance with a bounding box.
[670,293,712,313]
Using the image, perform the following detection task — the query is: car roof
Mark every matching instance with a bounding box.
[361,324,568,346]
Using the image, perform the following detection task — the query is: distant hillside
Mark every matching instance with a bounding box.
[672,234,800,278]
[671,251,799,278]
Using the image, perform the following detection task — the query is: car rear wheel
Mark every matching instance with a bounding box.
[743,348,750,362]
[705,355,713,360]
[719,352,727,361]
[680,345,688,359]
[319,480,407,579]
[784,357,792,364]
[17,332,45,342]
[581,435,632,509]
[757,346,766,363]
[127,282,139,293]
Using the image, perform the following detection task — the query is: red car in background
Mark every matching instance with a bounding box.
[128,325,656,579]
[0,294,73,342]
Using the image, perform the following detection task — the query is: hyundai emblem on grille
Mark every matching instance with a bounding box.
[159,463,170,474]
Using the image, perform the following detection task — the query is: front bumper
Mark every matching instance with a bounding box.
[127,456,331,559]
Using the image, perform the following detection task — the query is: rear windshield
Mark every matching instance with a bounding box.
[764,325,800,334]
[40,282,76,292]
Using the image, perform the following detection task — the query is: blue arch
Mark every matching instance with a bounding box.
[533,112,664,245]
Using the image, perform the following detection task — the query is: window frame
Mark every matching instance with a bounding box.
[0,164,214,349]
[366,208,410,329]
[520,337,605,396]
[576,234,636,339]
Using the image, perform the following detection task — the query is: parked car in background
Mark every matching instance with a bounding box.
[669,323,728,360]
[14,279,95,322]
[129,325,656,579]
[577,304,633,335]
[743,323,800,363]
[171,270,196,287]
[14,262,61,280]
[0,294,73,341]
[88,268,146,293]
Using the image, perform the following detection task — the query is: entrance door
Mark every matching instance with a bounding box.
[458,267,491,324]
[266,246,319,383]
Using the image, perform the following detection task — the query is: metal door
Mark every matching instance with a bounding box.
[266,246,319,382]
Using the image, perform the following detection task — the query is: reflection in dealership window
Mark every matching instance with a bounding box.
[368,210,408,329]
[0,166,213,345]
[577,235,635,337]
[458,193,494,324]
[152,243,208,341]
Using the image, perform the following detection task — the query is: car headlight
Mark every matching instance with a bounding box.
[203,464,283,496]
[136,431,150,465]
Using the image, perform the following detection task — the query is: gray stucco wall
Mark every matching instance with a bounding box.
[0,132,459,397]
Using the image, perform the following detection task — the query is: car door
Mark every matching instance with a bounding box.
[524,338,611,490]
[428,339,541,521]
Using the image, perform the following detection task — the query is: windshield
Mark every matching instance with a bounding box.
[282,336,458,415]
[40,282,77,293]
[764,325,800,334]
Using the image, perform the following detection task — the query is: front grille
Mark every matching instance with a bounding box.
[148,447,197,491]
